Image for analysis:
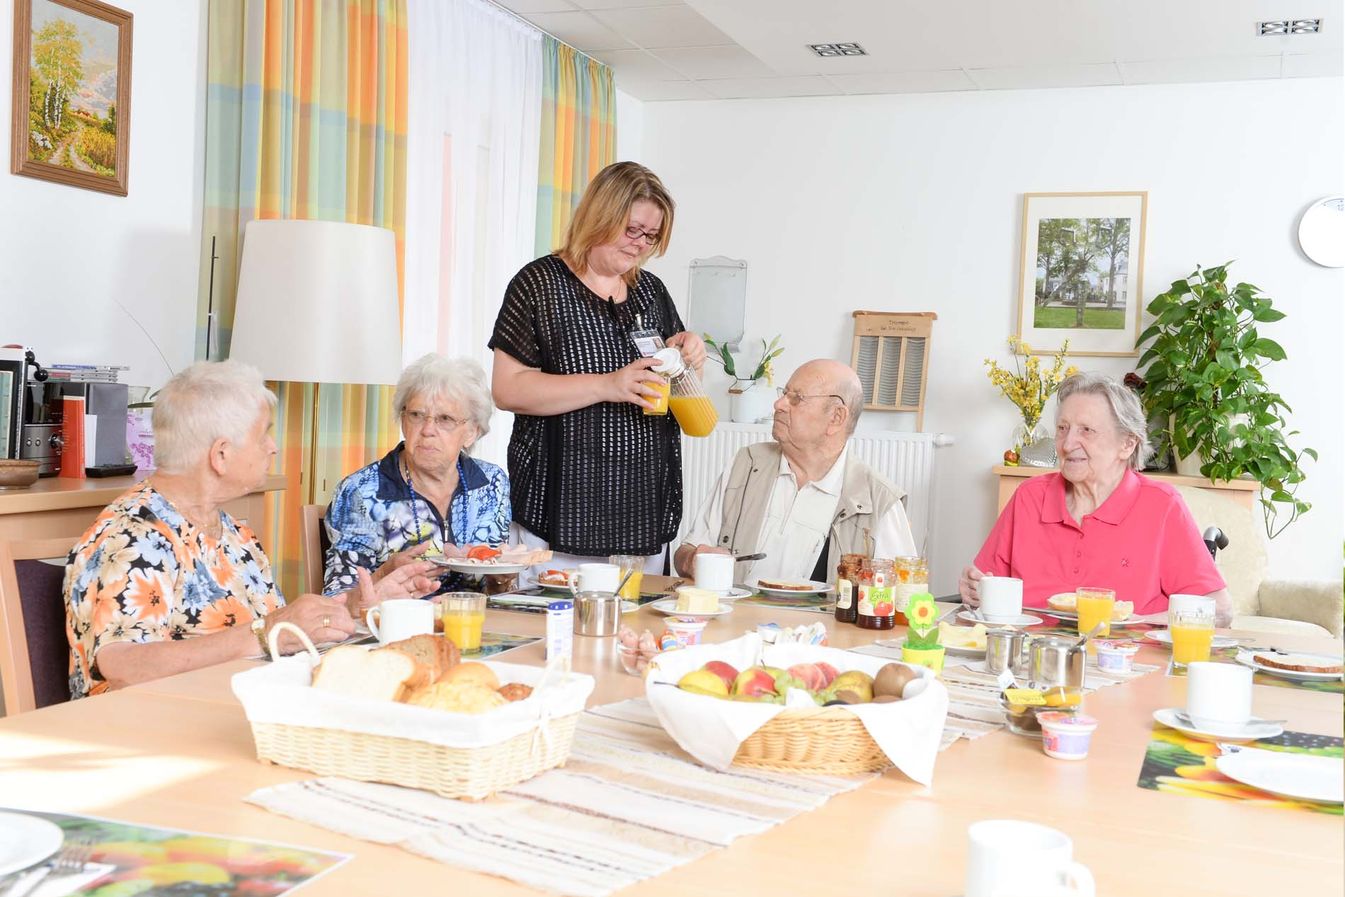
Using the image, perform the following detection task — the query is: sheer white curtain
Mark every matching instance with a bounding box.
[404,0,542,466]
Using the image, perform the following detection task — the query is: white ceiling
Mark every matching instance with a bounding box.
[491,0,1344,100]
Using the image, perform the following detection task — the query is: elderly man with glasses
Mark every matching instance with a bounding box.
[674,359,916,586]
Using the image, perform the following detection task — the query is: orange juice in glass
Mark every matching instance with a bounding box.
[609,554,646,602]
[1169,610,1215,666]
[642,376,670,415]
[438,592,486,652]
[1075,587,1116,645]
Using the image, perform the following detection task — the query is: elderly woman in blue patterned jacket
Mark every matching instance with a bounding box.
[324,354,509,604]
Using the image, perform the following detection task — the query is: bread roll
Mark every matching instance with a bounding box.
[405,681,506,714]
[442,661,500,691]
[311,645,427,702]
[378,634,459,683]
[497,682,533,702]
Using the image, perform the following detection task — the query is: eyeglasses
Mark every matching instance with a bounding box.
[776,388,844,407]
[623,225,661,246]
[402,409,465,431]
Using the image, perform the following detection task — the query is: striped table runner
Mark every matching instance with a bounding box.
[247,699,877,897]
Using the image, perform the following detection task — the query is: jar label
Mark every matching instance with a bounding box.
[836,579,853,609]
[893,581,926,612]
[859,584,894,618]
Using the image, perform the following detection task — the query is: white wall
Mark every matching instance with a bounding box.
[633,78,1344,593]
[0,0,208,391]
[615,87,644,164]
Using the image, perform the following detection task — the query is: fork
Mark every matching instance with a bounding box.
[2,839,93,897]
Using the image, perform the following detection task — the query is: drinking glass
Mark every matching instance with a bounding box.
[1169,610,1215,667]
[608,555,646,602]
[437,592,487,652]
[1075,587,1116,644]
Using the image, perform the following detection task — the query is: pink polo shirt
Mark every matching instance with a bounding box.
[973,470,1225,615]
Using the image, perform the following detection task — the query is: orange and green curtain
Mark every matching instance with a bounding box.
[200,0,408,598]
[534,37,616,256]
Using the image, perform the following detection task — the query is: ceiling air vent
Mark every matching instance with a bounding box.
[808,42,867,57]
[1258,19,1322,35]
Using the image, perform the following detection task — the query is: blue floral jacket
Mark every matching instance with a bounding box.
[323,444,510,596]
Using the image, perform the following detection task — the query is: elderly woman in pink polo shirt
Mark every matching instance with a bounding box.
[959,372,1230,624]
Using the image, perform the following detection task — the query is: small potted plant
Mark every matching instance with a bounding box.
[704,334,784,424]
[900,593,945,674]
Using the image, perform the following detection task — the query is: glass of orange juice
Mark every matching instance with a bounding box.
[1075,587,1116,644]
[1169,609,1215,667]
[609,554,646,602]
[438,592,486,653]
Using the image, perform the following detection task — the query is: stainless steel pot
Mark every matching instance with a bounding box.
[984,628,1017,675]
[1028,635,1085,690]
[573,590,622,637]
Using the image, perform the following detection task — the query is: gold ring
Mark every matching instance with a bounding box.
[321,615,331,628]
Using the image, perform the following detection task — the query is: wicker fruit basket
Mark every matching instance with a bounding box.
[232,624,593,800]
[733,707,889,775]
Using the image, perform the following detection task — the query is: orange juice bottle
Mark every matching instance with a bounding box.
[653,348,718,437]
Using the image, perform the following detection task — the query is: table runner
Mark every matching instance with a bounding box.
[733,593,834,613]
[1163,647,1344,695]
[247,698,876,897]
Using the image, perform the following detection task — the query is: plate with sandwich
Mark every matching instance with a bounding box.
[1235,650,1344,681]
[1041,592,1139,624]
[753,578,834,597]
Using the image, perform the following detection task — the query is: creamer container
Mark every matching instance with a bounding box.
[652,348,718,437]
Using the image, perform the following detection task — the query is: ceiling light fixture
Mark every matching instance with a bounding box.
[1258,18,1322,35]
[808,42,867,58]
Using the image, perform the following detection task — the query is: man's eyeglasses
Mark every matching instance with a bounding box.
[776,388,844,407]
[624,225,660,246]
[402,409,465,431]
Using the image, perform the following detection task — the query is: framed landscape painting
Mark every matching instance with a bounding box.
[10,0,132,195]
[1016,191,1147,356]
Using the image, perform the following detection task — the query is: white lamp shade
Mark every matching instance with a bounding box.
[230,219,403,385]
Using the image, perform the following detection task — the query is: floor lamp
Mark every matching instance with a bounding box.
[229,219,403,504]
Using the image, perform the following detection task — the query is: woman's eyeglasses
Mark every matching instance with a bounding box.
[402,409,465,431]
[776,388,844,407]
[624,225,660,246]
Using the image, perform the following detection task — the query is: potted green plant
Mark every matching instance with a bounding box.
[1135,263,1315,538]
[703,334,784,423]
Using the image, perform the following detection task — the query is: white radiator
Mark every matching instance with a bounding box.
[678,423,953,564]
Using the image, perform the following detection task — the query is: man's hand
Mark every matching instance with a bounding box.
[666,331,706,372]
[266,594,355,652]
[958,565,985,606]
[374,541,433,582]
[673,542,731,577]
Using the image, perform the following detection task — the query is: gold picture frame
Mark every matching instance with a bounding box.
[10,0,133,196]
[1016,191,1147,357]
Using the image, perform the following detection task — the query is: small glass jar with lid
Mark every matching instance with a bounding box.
[856,557,896,630]
[893,556,929,626]
[834,553,867,625]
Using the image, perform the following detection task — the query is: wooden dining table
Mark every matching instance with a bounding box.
[0,600,1340,897]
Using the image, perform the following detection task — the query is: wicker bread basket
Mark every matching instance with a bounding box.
[732,707,890,775]
[235,624,588,800]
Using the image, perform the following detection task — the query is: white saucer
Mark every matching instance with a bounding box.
[441,559,532,575]
[752,579,834,597]
[1234,651,1344,681]
[1153,707,1284,743]
[650,598,732,618]
[1144,630,1240,650]
[1216,748,1344,804]
[957,610,1043,628]
[0,811,63,877]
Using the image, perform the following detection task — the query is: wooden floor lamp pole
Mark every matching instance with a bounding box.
[307,381,321,506]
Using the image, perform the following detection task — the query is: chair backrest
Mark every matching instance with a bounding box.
[1171,485,1267,616]
[0,537,77,716]
[300,504,331,597]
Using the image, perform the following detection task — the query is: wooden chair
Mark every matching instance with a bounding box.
[301,504,331,596]
[0,537,76,716]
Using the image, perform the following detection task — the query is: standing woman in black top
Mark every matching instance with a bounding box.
[489,162,706,567]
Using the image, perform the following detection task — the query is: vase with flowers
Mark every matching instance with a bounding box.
[984,337,1077,466]
[703,334,784,424]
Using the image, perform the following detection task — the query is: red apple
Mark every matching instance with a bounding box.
[733,665,781,698]
[787,663,827,691]
[815,662,840,688]
[702,660,740,691]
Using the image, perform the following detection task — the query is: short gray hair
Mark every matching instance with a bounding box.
[393,354,494,444]
[839,378,865,435]
[152,360,277,474]
[1055,372,1152,470]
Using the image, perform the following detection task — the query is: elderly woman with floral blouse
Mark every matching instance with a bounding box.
[64,361,437,699]
[323,353,509,598]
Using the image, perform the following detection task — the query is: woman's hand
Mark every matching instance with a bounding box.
[606,356,663,409]
[344,562,440,617]
[267,594,356,651]
[958,565,985,606]
[374,541,432,582]
[667,331,706,372]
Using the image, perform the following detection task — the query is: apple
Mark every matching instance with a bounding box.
[787,663,823,691]
[677,668,729,697]
[815,662,840,688]
[702,660,739,691]
[733,665,784,698]
[1003,449,1020,466]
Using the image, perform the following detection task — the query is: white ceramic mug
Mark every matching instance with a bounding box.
[694,552,735,594]
[1169,593,1216,618]
[1186,661,1253,725]
[966,820,1095,897]
[365,598,435,645]
[567,563,620,595]
[979,576,1024,622]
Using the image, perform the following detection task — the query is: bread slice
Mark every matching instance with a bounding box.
[756,579,814,591]
[311,645,428,702]
[1253,652,1342,674]
[377,634,459,683]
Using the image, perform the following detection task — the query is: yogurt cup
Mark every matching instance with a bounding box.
[1039,712,1098,760]
[665,618,708,647]
[1094,639,1140,672]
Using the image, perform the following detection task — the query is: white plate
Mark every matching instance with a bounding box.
[1216,748,1344,804]
[752,579,834,597]
[1144,630,1241,650]
[1234,651,1344,681]
[650,598,733,618]
[1039,607,1142,625]
[1152,707,1284,743]
[684,586,753,602]
[957,610,1043,628]
[0,811,63,877]
[440,560,532,575]
[875,637,986,658]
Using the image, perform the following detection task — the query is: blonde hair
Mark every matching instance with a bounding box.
[556,161,675,286]
[152,360,277,474]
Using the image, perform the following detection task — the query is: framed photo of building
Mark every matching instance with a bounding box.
[1016,191,1147,356]
[10,0,133,196]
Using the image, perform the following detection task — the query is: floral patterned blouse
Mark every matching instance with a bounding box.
[323,445,510,596]
[64,482,284,699]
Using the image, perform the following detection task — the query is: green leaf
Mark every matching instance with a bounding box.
[1251,305,1286,323]
[1250,338,1287,361]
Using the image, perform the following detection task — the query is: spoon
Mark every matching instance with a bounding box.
[734,552,766,562]
[1075,620,1106,648]
[1173,709,1286,730]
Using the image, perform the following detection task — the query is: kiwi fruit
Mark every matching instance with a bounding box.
[873,663,918,699]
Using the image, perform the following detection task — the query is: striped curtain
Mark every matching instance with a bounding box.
[201,0,408,599]
[533,37,617,256]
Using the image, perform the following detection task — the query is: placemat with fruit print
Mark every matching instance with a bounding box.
[1164,647,1344,695]
[1136,728,1343,816]
[465,631,542,658]
[247,698,878,897]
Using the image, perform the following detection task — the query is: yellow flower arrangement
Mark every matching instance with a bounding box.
[984,337,1079,433]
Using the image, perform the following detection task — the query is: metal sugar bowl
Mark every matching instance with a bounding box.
[1027,635,1086,691]
[573,590,622,637]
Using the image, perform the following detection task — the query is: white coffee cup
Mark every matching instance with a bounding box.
[567,563,620,595]
[1169,593,1216,618]
[978,576,1024,622]
[966,820,1095,897]
[1186,661,1253,726]
[694,552,735,594]
[365,598,435,645]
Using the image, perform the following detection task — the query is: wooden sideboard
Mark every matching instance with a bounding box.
[993,465,1257,513]
[0,473,287,544]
